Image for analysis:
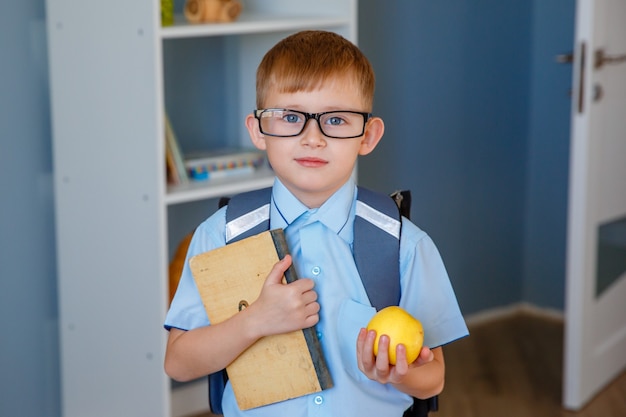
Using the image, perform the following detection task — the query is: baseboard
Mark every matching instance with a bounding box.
[465,302,564,327]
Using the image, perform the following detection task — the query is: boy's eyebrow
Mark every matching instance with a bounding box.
[265,105,366,112]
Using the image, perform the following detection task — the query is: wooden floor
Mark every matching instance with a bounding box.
[193,310,626,417]
[438,310,626,417]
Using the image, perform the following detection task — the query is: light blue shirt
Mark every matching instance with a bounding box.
[165,178,468,417]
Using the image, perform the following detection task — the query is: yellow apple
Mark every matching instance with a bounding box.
[366,306,424,365]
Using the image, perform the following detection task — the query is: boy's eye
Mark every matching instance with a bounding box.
[283,112,302,123]
[325,116,345,126]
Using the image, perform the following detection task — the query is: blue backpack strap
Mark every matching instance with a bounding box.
[208,371,228,414]
[354,186,402,309]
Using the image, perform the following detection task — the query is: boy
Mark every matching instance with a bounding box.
[164,30,468,416]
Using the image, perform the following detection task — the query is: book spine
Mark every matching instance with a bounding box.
[185,154,265,173]
[186,159,263,180]
[165,138,180,184]
[188,165,255,181]
[164,113,189,185]
[270,229,297,283]
[269,229,334,390]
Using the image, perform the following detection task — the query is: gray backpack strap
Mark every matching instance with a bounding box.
[209,187,272,415]
[354,186,402,310]
[223,186,403,309]
[211,186,410,415]
[224,187,272,243]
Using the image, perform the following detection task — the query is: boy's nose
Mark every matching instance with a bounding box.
[300,119,327,147]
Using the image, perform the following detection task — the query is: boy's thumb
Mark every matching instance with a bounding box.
[265,254,292,285]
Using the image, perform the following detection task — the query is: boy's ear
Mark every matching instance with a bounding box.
[246,113,267,150]
[358,116,384,156]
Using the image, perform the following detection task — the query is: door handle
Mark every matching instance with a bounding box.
[577,43,586,114]
[594,48,626,69]
[556,52,574,64]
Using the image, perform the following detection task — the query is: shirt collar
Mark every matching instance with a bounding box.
[270,178,356,237]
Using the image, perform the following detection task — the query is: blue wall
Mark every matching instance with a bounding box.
[0,1,573,415]
[359,0,574,314]
[0,1,60,416]
[522,1,575,308]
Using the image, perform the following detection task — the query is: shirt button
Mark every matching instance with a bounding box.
[314,395,323,405]
[316,331,323,340]
[311,266,321,275]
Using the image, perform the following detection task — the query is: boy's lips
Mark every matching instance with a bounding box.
[295,157,328,167]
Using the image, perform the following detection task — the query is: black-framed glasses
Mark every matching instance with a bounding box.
[254,108,372,139]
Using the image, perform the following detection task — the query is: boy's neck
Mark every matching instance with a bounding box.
[279,177,354,209]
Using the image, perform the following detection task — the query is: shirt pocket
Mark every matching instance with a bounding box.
[336,298,377,382]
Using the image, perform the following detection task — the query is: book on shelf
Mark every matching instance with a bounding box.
[164,113,189,185]
[165,141,180,185]
[189,229,332,410]
[184,148,267,181]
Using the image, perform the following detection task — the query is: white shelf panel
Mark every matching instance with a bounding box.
[160,13,349,39]
[165,168,275,205]
[49,1,355,414]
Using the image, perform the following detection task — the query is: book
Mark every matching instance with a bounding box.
[189,229,333,410]
[165,139,180,185]
[187,165,256,181]
[164,113,189,185]
[184,148,267,181]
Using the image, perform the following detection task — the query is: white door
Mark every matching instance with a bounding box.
[564,0,626,410]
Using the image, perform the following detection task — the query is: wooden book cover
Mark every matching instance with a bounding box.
[189,229,333,410]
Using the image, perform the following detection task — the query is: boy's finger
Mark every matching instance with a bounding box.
[393,344,409,374]
[265,255,292,284]
[375,334,391,372]
[363,329,377,360]
[414,346,434,366]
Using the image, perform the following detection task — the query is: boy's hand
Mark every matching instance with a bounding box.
[249,255,320,337]
[356,328,434,385]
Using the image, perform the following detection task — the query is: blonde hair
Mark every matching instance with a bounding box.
[256,30,375,110]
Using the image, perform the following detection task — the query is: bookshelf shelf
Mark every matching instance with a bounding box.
[160,13,350,39]
[47,1,356,416]
[166,167,275,206]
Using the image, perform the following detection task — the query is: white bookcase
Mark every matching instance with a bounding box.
[46,1,357,416]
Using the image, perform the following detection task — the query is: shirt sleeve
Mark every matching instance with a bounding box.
[398,218,469,348]
[163,207,227,331]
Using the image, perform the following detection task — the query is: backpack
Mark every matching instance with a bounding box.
[210,186,436,416]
